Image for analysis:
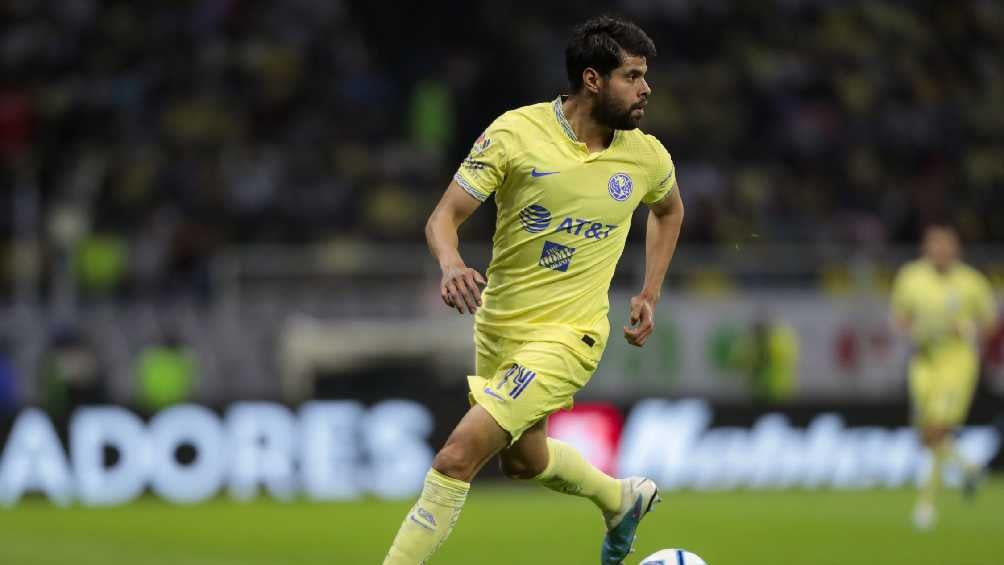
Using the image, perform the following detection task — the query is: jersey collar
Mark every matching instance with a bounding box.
[922,259,959,277]
[552,95,621,152]
[553,96,579,143]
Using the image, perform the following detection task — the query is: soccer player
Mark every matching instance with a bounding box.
[891,224,998,530]
[383,16,684,565]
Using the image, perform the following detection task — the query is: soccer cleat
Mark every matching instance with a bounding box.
[600,477,661,564]
[912,501,936,531]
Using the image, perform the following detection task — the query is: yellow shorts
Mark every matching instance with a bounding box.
[467,332,598,444]
[909,341,979,427]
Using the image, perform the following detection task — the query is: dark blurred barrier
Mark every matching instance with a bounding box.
[1,392,1000,507]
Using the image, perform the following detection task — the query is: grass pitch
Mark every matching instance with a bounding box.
[1,480,1001,564]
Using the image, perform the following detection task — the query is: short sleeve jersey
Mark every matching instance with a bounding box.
[453,97,678,357]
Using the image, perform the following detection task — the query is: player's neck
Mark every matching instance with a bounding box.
[562,95,614,152]
[927,259,956,275]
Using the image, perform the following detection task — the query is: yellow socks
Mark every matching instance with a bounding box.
[919,444,944,508]
[533,438,622,514]
[383,469,470,565]
[939,437,978,475]
[921,436,975,508]
[384,440,622,563]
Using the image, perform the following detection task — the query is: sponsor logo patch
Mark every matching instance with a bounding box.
[462,157,487,171]
[539,240,576,272]
[519,204,552,233]
[470,131,492,155]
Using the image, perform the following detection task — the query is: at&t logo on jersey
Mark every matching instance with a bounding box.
[555,217,616,240]
[518,203,616,240]
[608,172,633,201]
[539,241,576,272]
[519,204,552,233]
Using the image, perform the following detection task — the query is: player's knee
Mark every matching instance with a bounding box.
[432,442,477,481]
[920,428,936,446]
[499,454,545,480]
[921,425,949,446]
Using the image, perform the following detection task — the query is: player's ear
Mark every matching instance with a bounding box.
[582,67,602,94]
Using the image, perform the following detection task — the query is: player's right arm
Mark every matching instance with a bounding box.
[428,117,513,314]
[426,180,487,315]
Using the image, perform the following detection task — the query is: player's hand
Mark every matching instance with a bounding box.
[440,263,486,314]
[624,294,656,347]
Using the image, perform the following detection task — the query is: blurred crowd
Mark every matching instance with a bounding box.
[1,0,1003,297]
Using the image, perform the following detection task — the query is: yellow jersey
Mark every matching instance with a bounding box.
[454,96,677,359]
[891,259,997,347]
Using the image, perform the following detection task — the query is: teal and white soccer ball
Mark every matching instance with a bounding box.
[640,548,707,565]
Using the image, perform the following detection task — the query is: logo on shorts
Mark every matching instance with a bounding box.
[608,172,633,201]
[519,204,552,233]
[482,386,506,401]
[539,240,576,272]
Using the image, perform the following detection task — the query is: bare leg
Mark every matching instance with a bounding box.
[498,418,549,479]
[384,405,509,564]
[433,404,511,481]
[501,417,623,513]
[915,424,951,530]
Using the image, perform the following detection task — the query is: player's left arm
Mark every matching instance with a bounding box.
[624,185,684,347]
[973,272,999,340]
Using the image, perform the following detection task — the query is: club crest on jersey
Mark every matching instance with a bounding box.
[608,172,633,201]
[519,204,551,233]
[539,240,576,272]
[470,131,492,155]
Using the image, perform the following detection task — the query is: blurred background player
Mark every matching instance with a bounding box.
[383,16,684,565]
[891,224,999,529]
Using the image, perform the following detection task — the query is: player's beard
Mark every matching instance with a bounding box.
[592,88,643,130]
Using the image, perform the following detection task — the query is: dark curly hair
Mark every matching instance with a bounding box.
[566,15,657,92]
